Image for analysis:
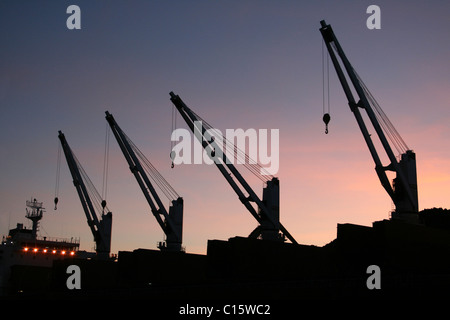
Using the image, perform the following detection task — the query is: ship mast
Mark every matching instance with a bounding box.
[25,198,44,239]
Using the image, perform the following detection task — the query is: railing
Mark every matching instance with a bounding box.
[36,235,80,244]
[26,199,44,208]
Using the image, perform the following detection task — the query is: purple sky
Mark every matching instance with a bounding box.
[1,1,450,254]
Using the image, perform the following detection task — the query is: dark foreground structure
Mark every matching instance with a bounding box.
[3,216,450,301]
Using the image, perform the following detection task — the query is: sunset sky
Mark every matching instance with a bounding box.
[1,1,449,255]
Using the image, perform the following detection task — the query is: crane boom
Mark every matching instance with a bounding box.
[319,20,418,221]
[169,91,297,244]
[105,111,183,252]
[58,131,112,259]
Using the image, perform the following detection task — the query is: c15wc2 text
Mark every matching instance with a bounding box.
[179,304,271,317]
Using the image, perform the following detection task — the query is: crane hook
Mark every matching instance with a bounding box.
[323,113,330,134]
[101,200,107,214]
[54,197,59,210]
[170,151,175,168]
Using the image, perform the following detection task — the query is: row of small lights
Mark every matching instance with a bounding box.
[23,247,76,256]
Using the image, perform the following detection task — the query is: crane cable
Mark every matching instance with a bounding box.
[189,108,274,182]
[54,142,61,210]
[122,129,179,201]
[53,127,111,214]
[169,103,273,181]
[73,149,109,219]
[354,68,409,155]
[322,40,331,134]
[170,103,177,168]
[101,123,111,214]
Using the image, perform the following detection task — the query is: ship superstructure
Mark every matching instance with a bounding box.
[0,198,80,295]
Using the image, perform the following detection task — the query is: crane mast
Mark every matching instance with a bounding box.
[319,20,418,221]
[58,131,112,259]
[105,111,183,252]
[169,91,297,244]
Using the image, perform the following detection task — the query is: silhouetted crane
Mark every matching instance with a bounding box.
[105,111,184,252]
[58,131,113,259]
[169,92,297,244]
[319,20,418,222]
